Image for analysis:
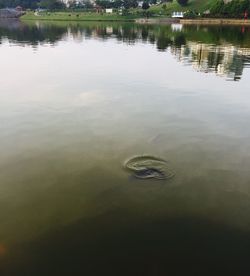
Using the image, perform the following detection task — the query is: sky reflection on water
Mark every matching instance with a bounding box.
[1,20,250,276]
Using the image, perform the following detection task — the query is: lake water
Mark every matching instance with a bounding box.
[1,20,250,275]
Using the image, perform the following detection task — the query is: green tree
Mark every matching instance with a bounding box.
[142,1,150,9]
[39,0,65,10]
[210,0,250,18]
[123,0,138,9]
[210,0,224,15]
[177,0,188,6]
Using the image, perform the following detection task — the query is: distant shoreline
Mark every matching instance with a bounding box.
[136,18,250,26]
[20,12,136,22]
[19,12,250,25]
[21,17,135,22]
[181,18,250,25]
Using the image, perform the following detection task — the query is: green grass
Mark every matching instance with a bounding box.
[188,0,217,11]
[149,0,218,15]
[21,11,138,22]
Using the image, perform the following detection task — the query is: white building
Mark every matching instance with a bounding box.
[105,8,113,13]
[172,11,184,18]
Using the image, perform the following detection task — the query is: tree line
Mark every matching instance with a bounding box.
[1,0,249,19]
[0,0,64,9]
[0,0,190,10]
[210,0,250,18]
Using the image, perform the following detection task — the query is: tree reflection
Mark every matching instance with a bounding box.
[1,20,250,80]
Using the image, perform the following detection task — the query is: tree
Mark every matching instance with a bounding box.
[0,0,40,9]
[123,0,138,9]
[39,0,65,10]
[210,0,224,15]
[210,0,250,18]
[95,0,111,8]
[177,0,188,6]
[142,1,150,9]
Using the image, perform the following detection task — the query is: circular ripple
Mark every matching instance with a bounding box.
[124,155,175,180]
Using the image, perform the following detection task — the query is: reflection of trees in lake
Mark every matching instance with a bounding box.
[0,20,66,46]
[66,24,250,81]
[172,42,250,81]
[1,20,250,80]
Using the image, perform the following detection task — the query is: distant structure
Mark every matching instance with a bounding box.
[105,8,113,14]
[15,6,23,12]
[62,0,95,8]
[172,11,184,18]
[138,1,143,7]
[0,7,25,18]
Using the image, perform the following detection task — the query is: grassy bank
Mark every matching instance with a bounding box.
[149,0,217,15]
[20,0,219,22]
[21,11,250,26]
[21,11,138,22]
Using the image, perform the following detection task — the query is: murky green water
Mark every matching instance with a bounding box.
[1,20,250,275]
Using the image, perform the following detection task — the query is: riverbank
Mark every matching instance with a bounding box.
[21,12,137,22]
[180,18,250,25]
[135,18,179,24]
[136,17,250,26]
[21,12,250,26]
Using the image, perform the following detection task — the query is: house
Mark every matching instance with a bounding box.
[105,8,113,14]
[15,6,23,12]
[138,1,143,8]
[0,8,25,18]
[172,11,184,18]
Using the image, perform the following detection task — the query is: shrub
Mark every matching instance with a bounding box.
[185,10,198,18]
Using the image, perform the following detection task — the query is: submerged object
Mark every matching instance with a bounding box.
[132,167,167,180]
[124,155,175,180]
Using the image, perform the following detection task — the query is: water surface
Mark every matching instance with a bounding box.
[1,20,250,275]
